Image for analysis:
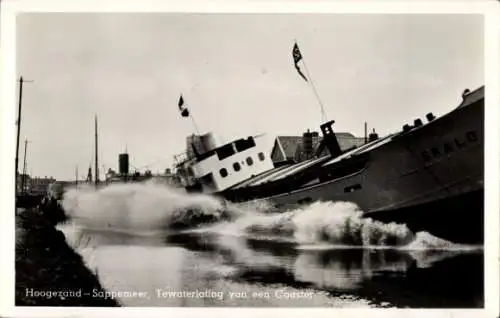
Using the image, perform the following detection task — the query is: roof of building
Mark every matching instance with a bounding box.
[274,135,322,160]
[271,133,365,162]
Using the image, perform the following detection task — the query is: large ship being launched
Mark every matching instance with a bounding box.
[174,86,484,244]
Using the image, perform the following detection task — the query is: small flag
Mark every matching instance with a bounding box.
[178,94,189,117]
[292,42,308,82]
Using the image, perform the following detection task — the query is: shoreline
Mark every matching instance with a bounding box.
[15,202,119,307]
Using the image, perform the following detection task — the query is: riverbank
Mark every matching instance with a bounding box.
[15,205,119,306]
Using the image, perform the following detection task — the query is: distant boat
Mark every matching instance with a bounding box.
[174,86,484,244]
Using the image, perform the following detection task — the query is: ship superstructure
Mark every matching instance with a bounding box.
[175,132,275,193]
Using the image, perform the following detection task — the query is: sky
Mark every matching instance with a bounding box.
[15,13,484,180]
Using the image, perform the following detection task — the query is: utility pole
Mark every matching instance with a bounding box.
[15,76,33,193]
[21,139,29,194]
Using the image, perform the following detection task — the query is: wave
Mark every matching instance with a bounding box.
[234,201,415,247]
[59,183,476,251]
[61,183,234,232]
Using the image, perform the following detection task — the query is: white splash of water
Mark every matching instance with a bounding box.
[233,201,415,247]
[58,183,468,251]
[61,183,228,232]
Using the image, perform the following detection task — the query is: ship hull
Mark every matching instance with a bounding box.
[221,89,484,244]
[367,189,483,244]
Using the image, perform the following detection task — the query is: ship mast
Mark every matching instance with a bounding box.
[94,114,99,187]
[292,41,327,123]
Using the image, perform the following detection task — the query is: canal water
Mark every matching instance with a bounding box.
[57,183,483,308]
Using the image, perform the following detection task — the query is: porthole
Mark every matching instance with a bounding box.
[220,168,228,178]
[344,184,362,193]
[246,157,254,166]
[258,152,265,161]
[233,162,241,172]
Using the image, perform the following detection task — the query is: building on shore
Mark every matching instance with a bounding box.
[270,131,366,166]
[16,173,56,196]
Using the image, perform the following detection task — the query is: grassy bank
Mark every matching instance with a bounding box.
[15,203,119,306]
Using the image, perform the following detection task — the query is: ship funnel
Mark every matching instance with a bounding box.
[186,132,218,159]
[368,129,379,142]
[119,153,129,175]
[200,133,218,153]
[319,120,342,158]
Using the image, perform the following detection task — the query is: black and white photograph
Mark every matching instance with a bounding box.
[1,1,499,317]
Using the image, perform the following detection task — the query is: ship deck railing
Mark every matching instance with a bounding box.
[173,152,192,167]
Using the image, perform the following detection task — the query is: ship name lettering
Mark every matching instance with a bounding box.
[421,130,478,162]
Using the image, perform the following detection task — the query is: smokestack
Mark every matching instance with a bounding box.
[369,128,379,142]
[119,153,130,176]
[302,129,314,159]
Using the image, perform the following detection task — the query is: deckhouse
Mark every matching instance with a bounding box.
[175,132,274,193]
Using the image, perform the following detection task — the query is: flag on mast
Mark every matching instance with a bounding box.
[178,94,189,117]
[292,42,308,82]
